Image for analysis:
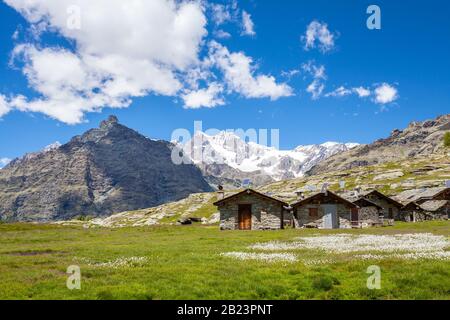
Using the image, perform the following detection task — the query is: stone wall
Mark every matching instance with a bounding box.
[218,193,288,230]
[364,194,400,220]
[295,203,351,228]
[359,206,381,223]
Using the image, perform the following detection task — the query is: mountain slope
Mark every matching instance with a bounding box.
[180,131,358,186]
[0,116,212,222]
[308,114,450,175]
[64,149,450,229]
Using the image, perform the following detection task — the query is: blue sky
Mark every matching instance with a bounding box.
[0,0,449,163]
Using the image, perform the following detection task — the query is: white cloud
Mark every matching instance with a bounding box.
[353,86,371,98]
[306,80,325,100]
[3,0,205,123]
[0,95,11,117]
[2,0,290,121]
[374,83,399,104]
[302,61,327,100]
[241,11,256,36]
[0,158,12,169]
[322,84,399,106]
[281,69,300,79]
[211,3,232,25]
[182,83,225,109]
[302,20,336,53]
[302,61,326,80]
[325,86,352,97]
[214,29,232,39]
[208,42,293,100]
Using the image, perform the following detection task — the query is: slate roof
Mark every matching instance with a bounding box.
[419,200,449,212]
[213,189,288,206]
[394,187,448,204]
[291,191,358,209]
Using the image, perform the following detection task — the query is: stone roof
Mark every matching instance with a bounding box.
[360,190,404,208]
[394,187,448,204]
[214,189,288,206]
[291,191,358,209]
[419,200,449,212]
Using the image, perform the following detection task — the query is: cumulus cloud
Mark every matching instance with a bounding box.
[241,11,256,36]
[323,84,399,106]
[4,0,206,123]
[182,83,225,109]
[302,20,336,53]
[374,83,399,104]
[208,42,293,100]
[353,86,371,98]
[1,0,290,123]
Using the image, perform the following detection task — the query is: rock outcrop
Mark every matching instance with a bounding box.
[0,116,212,221]
[307,114,450,175]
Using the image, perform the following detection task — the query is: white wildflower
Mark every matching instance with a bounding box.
[82,256,149,269]
[221,252,297,263]
[251,233,449,254]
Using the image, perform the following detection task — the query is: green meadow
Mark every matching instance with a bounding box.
[0,221,449,300]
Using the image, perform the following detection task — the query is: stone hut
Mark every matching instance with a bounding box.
[360,190,403,220]
[291,191,358,229]
[214,189,289,230]
[397,187,449,221]
[419,200,449,219]
[395,187,449,205]
[401,202,430,222]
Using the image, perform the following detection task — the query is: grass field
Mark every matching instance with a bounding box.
[0,221,449,300]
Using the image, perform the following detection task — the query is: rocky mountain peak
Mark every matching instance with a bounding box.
[0,116,212,222]
[100,115,119,129]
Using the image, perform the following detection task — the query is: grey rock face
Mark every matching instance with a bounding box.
[307,114,450,175]
[0,116,212,222]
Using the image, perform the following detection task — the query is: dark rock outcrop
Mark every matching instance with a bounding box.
[0,116,212,222]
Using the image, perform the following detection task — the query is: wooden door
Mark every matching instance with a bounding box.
[238,204,252,230]
[351,208,359,226]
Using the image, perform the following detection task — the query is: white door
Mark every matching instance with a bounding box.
[322,205,339,229]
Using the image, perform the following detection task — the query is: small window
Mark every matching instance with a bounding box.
[309,208,319,218]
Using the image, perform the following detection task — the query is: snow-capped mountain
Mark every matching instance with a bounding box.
[179,131,359,183]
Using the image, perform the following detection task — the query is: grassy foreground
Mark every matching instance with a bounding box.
[0,221,449,300]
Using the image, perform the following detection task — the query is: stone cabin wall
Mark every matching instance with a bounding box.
[295,203,351,227]
[358,206,381,222]
[219,194,290,230]
[364,194,400,220]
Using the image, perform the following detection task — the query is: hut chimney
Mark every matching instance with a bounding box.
[295,191,305,200]
[217,185,225,200]
[321,183,329,196]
